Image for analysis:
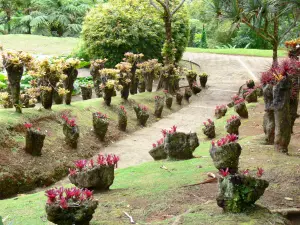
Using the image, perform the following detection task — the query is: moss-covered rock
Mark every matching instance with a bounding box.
[202,124,216,139]
[63,124,80,148]
[234,102,248,118]
[149,145,167,160]
[25,129,46,156]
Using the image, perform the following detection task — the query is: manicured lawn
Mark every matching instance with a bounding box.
[0,34,79,56]
[186,47,287,58]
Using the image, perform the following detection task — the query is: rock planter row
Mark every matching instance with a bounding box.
[68,154,119,190]
[45,187,98,225]
[210,134,269,213]
[149,126,199,160]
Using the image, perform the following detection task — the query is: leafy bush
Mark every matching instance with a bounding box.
[81,0,189,67]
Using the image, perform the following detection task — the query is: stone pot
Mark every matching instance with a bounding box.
[225,118,241,135]
[103,87,114,106]
[210,142,242,173]
[45,200,98,225]
[176,92,183,105]
[149,145,167,160]
[234,102,248,118]
[200,76,208,88]
[164,132,199,160]
[69,165,115,190]
[273,78,291,153]
[63,124,79,148]
[202,125,216,139]
[244,91,257,103]
[25,129,46,156]
[63,68,78,105]
[81,86,93,100]
[92,113,109,141]
[41,89,53,110]
[192,85,202,95]
[118,113,127,131]
[184,88,192,102]
[217,174,269,213]
[165,95,173,109]
[154,98,164,118]
[215,108,227,119]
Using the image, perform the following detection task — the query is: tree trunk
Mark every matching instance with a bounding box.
[6,12,11,34]
[272,16,279,67]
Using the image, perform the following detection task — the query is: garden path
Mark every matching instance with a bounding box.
[46,53,273,189]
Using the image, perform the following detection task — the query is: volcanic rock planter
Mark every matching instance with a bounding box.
[199,73,208,88]
[202,119,215,139]
[165,93,173,109]
[164,132,199,160]
[225,116,241,135]
[64,67,78,105]
[133,105,149,126]
[215,105,227,119]
[53,84,64,105]
[118,106,127,131]
[103,87,114,106]
[149,145,167,160]
[41,88,54,110]
[3,59,23,113]
[255,85,263,97]
[184,88,192,102]
[138,81,146,93]
[234,101,248,118]
[192,83,202,95]
[25,127,46,156]
[273,78,291,153]
[45,187,98,225]
[210,142,241,174]
[121,85,130,100]
[63,122,80,149]
[154,96,164,118]
[80,86,93,100]
[262,84,275,144]
[176,92,183,105]
[92,112,109,141]
[244,89,257,103]
[186,70,197,89]
[217,174,269,213]
[246,79,255,89]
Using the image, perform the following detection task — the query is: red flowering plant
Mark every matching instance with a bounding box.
[226,115,240,124]
[234,98,245,105]
[256,167,264,177]
[152,125,177,148]
[231,94,240,102]
[61,114,77,127]
[202,119,216,138]
[211,134,238,147]
[45,186,98,224]
[215,104,227,118]
[203,119,214,128]
[219,168,230,177]
[24,122,42,132]
[94,112,108,120]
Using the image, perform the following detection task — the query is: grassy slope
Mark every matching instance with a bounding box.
[0,34,78,56]
[0,34,287,58]
[186,47,287,58]
[0,102,291,225]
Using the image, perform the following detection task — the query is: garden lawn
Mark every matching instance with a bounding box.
[186,47,287,58]
[0,34,78,56]
[1,101,298,224]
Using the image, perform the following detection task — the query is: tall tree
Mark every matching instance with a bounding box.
[210,0,299,66]
[150,0,187,91]
[0,0,24,33]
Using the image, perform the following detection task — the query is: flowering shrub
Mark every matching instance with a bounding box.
[152,138,164,148]
[94,112,108,119]
[62,114,76,127]
[119,105,127,116]
[203,119,214,127]
[211,134,238,147]
[45,187,93,208]
[215,105,227,113]
[285,38,300,49]
[234,98,245,105]
[24,122,33,129]
[226,115,240,124]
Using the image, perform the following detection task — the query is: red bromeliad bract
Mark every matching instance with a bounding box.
[211,134,238,147]
[234,98,245,105]
[95,112,108,119]
[219,168,229,177]
[24,122,33,129]
[203,119,214,127]
[62,114,77,127]
[227,115,240,124]
[257,167,264,177]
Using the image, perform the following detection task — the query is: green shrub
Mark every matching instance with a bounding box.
[81,0,189,67]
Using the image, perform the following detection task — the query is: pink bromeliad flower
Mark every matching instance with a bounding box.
[152,143,157,148]
[45,189,57,204]
[96,112,108,119]
[219,168,230,177]
[234,98,245,105]
[59,197,68,209]
[75,159,87,170]
[161,129,167,137]
[68,168,77,176]
[243,169,249,175]
[204,119,214,127]
[213,134,238,147]
[83,189,93,200]
[257,167,264,177]
[227,115,240,124]
[24,122,32,129]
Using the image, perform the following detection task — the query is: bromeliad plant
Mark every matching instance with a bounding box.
[100,69,122,106]
[62,114,79,148]
[202,119,216,139]
[137,59,161,92]
[133,104,150,126]
[118,105,127,131]
[45,187,98,225]
[68,154,119,190]
[154,95,164,118]
[225,115,241,135]
[215,105,227,119]
[24,122,46,156]
[116,62,132,100]
[185,70,197,89]
[92,112,109,141]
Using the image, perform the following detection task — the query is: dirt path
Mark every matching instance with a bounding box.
[38,53,273,190]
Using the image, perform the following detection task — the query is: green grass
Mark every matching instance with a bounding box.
[0,34,79,56]
[186,47,287,58]
[0,103,288,225]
